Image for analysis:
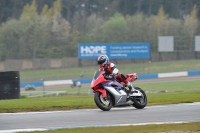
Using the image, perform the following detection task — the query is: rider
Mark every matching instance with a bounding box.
[97,54,134,92]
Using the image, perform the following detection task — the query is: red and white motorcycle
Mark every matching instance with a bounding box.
[91,70,147,111]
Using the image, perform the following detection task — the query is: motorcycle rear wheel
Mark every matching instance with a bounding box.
[132,87,147,109]
[94,92,112,111]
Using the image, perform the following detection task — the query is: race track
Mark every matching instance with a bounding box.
[0,102,200,132]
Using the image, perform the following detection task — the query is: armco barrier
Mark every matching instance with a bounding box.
[158,71,188,78]
[20,70,200,88]
[44,80,73,86]
[137,74,158,79]
[188,70,200,76]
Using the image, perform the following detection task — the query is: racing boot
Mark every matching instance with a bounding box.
[126,82,134,93]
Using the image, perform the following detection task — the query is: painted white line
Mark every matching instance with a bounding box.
[94,121,192,127]
[0,128,47,133]
[150,102,200,106]
[0,121,196,133]
[135,78,200,85]
[0,110,73,115]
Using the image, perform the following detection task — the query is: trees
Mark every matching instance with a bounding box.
[0,0,71,59]
[98,13,128,43]
[184,5,198,51]
[0,0,200,60]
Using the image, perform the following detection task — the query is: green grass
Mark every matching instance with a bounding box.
[137,80,200,92]
[1,79,197,113]
[0,96,94,113]
[20,80,200,97]
[1,91,200,113]
[18,122,200,133]
[20,59,200,82]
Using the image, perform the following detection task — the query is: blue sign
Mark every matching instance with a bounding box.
[78,43,150,59]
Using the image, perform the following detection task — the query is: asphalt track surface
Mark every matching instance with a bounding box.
[0,102,200,132]
[1,76,200,133]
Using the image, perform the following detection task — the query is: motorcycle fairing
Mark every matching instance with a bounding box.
[91,71,109,98]
[126,73,137,82]
[102,81,131,106]
[102,80,123,91]
[91,71,108,88]
[92,80,123,98]
[103,86,133,106]
[94,88,107,98]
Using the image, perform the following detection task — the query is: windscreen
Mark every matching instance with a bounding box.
[93,70,102,80]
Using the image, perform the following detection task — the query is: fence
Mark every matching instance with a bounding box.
[0,51,199,71]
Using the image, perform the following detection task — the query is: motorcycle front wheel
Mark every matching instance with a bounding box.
[94,92,112,111]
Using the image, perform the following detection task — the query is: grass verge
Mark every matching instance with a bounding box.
[19,122,200,133]
[0,91,200,113]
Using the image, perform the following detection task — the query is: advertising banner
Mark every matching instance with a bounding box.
[195,36,200,51]
[78,43,150,59]
[158,36,174,52]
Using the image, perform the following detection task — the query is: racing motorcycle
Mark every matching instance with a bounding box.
[70,80,81,88]
[91,70,147,111]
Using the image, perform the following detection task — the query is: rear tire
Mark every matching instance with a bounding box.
[94,92,112,111]
[132,87,147,109]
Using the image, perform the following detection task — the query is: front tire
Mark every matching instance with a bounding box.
[94,92,112,111]
[132,87,147,109]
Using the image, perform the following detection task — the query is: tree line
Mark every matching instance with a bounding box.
[0,0,199,60]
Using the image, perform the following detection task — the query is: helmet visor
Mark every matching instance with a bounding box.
[97,59,105,65]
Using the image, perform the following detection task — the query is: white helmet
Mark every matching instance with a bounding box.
[97,54,109,65]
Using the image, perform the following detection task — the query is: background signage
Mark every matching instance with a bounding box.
[78,43,150,59]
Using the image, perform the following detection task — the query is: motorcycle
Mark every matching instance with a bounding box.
[70,80,81,88]
[91,70,147,111]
